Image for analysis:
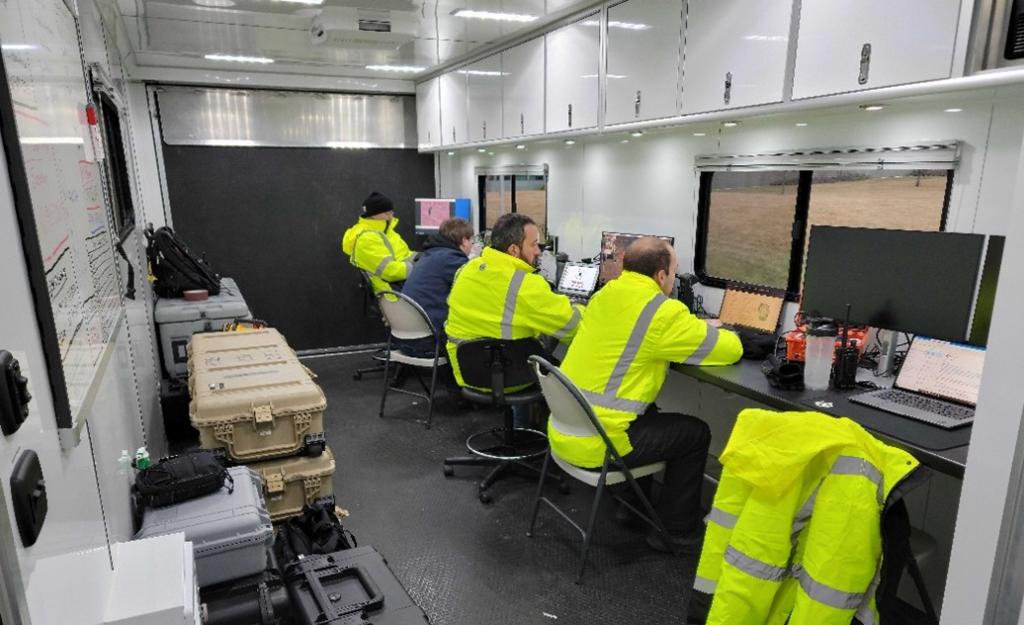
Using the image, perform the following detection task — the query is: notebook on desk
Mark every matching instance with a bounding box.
[712,287,785,335]
[849,336,984,429]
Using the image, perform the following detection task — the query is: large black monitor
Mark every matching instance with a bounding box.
[801,226,985,343]
[599,231,675,284]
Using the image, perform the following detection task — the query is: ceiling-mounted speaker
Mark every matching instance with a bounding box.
[310,7,416,48]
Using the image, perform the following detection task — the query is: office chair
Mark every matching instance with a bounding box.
[352,270,389,381]
[376,290,446,429]
[442,338,564,504]
[527,355,678,583]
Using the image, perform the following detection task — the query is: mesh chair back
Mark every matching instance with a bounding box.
[377,290,434,341]
[456,338,544,389]
[530,356,619,455]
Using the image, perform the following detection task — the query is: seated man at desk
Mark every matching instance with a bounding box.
[341,191,414,294]
[549,237,743,551]
[446,213,584,424]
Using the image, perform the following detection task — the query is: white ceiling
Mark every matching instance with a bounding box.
[111,0,590,79]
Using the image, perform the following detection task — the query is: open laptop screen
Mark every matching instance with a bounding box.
[558,263,599,297]
[896,337,986,406]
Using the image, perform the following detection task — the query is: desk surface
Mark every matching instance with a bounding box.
[672,360,969,478]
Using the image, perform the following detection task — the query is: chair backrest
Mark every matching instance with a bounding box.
[530,355,621,461]
[377,290,435,341]
[356,269,380,318]
[456,338,544,391]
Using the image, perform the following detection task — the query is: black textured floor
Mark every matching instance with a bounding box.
[305,353,698,625]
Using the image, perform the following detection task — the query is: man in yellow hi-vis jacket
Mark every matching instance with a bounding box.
[446,213,583,418]
[550,237,742,551]
[341,192,414,294]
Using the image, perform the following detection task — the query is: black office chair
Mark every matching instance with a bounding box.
[443,338,565,503]
[352,269,390,381]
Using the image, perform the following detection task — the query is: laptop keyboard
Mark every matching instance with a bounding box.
[872,389,974,421]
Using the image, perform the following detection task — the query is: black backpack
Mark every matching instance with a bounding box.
[145,225,221,298]
[134,449,233,509]
[276,501,357,566]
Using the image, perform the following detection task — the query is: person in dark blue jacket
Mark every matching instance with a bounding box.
[396,217,474,358]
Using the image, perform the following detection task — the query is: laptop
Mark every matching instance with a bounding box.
[714,287,785,335]
[849,336,985,429]
[557,262,600,304]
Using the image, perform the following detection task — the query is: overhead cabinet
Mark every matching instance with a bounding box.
[545,16,601,132]
[681,0,793,114]
[415,77,440,149]
[466,54,503,142]
[605,0,683,124]
[502,37,546,138]
[439,71,467,146]
[792,0,962,99]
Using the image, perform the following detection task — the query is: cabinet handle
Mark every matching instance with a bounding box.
[520,113,524,135]
[724,72,732,105]
[635,90,642,118]
[452,126,456,143]
[859,43,871,85]
[483,120,487,139]
[567,103,573,128]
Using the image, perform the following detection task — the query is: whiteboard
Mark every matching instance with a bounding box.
[0,0,121,436]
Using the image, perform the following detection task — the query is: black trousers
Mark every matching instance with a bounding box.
[620,407,711,534]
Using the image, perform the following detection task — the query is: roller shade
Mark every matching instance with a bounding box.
[696,142,960,171]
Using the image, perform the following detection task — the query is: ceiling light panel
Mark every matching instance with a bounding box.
[452,9,538,23]
[204,53,274,63]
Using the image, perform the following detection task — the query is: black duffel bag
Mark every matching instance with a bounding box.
[276,501,357,566]
[134,449,233,509]
[145,225,221,298]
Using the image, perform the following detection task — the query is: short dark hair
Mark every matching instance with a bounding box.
[623,237,673,279]
[490,213,536,254]
[439,218,473,247]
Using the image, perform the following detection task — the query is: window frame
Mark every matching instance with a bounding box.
[93,90,136,242]
[695,167,955,302]
[475,164,549,234]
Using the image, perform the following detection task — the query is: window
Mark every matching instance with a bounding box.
[695,143,956,299]
[94,91,135,240]
[477,165,548,236]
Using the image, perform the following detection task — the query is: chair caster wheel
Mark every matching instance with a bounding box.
[443,465,454,477]
[558,482,571,495]
[478,492,493,504]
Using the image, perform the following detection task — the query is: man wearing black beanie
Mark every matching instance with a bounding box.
[342,191,415,294]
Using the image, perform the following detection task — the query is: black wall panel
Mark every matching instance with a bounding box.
[161,145,435,350]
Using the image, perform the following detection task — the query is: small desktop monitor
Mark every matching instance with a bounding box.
[557,262,600,298]
[801,226,986,343]
[599,231,675,284]
[414,198,472,234]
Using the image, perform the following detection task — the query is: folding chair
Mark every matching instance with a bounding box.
[377,290,446,429]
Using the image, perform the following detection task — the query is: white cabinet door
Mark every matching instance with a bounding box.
[415,78,440,149]
[545,16,601,132]
[466,54,503,142]
[502,37,546,138]
[681,0,793,114]
[606,0,683,125]
[792,0,961,99]
[439,71,467,146]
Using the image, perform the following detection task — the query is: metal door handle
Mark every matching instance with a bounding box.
[724,72,732,105]
[635,90,641,118]
[859,43,871,85]
[568,103,572,127]
[520,112,524,134]
[452,126,456,143]
[483,120,487,139]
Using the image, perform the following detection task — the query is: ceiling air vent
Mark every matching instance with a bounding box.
[359,18,392,33]
[1006,0,1024,59]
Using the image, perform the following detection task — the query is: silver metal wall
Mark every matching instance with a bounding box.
[155,86,417,149]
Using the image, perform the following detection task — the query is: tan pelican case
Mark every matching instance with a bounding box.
[188,329,326,462]
[249,447,337,522]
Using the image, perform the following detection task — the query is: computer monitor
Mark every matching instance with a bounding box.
[557,262,599,299]
[414,198,464,234]
[801,226,985,343]
[599,231,675,284]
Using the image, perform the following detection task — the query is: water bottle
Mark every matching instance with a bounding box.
[804,320,837,391]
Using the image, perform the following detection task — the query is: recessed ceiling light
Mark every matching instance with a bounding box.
[582,19,651,30]
[326,141,375,149]
[795,122,808,127]
[194,0,236,6]
[447,151,455,156]
[1,44,39,51]
[944,108,963,113]
[477,148,487,153]
[581,74,626,79]
[692,132,706,137]
[742,35,788,42]
[205,53,273,64]
[620,139,630,144]
[206,139,259,146]
[452,9,537,22]
[456,69,506,77]
[515,144,526,150]
[366,65,424,73]
[630,131,644,138]
[564,139,576,145]
[859,104,885,111]
[722,121,740,127]
[272,0,323,4]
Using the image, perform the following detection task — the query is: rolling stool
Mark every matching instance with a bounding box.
[443,338,566,504]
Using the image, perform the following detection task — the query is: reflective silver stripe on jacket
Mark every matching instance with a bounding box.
[706,507,738,530]
[725,546,788,582]
[404,258,415,277]
[552,307,581,340]
[693,575,717,594]
[581,293,667,413]
[854,564,882,625]
[792,564,865,610]
[501,271,527,340]
[374,256,393,277]
[831,455,885,504]
[376,230,395,256]
[684,324,721,364]
[791,484,821,539]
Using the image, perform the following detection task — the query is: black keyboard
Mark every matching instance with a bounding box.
[870,389,974,421]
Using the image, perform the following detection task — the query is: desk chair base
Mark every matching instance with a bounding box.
[444,427,566,504]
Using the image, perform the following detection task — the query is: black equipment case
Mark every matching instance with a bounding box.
[285,546,429,625]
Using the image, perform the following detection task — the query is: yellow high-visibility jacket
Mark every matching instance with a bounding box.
[695,409,919,625]
[445,246,583,387]
[550,271,742,467]
[341,217,414,294]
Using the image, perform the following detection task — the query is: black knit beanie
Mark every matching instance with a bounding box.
[361,192,394,217]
